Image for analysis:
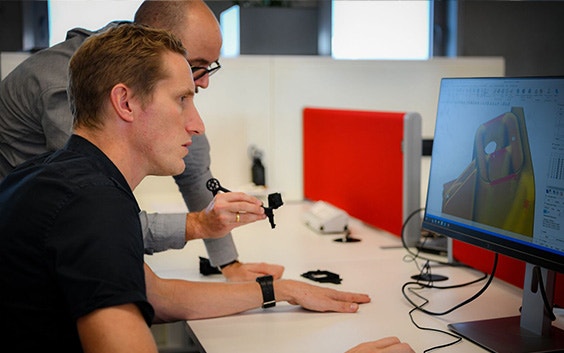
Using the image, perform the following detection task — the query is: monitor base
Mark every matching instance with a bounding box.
[410,273,449,282]
[449,316,564,353]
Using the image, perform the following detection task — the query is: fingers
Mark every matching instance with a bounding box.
[202,192,266,232]
[262,263,285,279]
[281,280,371,313]
[327,296,369,313]
[197,193,269,238]
[317,288,371,313]
[311,298,362,313]
[230,210,265,225]
[385,342,415,353]
[368,336,401,348]
[328,289,371,306]
[241,263,285,279]
[214,192,266,217]
[218,191,263,206]
[337,302,360,313]
[345,337,415,353]
[222,262,285,282]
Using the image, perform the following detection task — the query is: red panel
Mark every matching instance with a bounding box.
[303,107,406,236]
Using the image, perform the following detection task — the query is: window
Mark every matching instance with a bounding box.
[48,0,142,46]
[331,0,431,60]
[48,0,431,60]
[220,5,240,57]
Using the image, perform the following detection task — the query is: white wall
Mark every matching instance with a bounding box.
[0,53,505,210]
[1,52,30,79]
[136,56,504,211]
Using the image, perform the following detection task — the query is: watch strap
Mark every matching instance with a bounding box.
[256,275,276,308]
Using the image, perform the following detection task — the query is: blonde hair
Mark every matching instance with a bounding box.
[68,23,187,129]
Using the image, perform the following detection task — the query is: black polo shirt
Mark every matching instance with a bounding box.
[0,135,154,352]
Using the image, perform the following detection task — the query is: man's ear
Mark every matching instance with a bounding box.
[110,83,135,123]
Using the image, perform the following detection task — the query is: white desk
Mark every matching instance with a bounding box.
[144,202,564,353]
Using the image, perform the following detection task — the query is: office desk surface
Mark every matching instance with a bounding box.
[144,202,564,353]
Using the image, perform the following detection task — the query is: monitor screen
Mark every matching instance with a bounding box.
[422,77,564,352]
[423,77,564,273]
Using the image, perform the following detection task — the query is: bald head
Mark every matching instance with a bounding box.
[135,0,222,89]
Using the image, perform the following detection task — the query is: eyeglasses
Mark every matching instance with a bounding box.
[191,61,221,81]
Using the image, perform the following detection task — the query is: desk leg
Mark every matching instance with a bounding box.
[183,321,206,353]
[151,321,201,353]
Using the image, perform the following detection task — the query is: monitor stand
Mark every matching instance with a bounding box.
[416,231,448,256]
[449,264,564,353]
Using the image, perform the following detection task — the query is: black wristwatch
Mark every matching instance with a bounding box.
[256,275,276,308]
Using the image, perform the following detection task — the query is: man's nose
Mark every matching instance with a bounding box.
[195,75,210,91]
[187,107,205,135]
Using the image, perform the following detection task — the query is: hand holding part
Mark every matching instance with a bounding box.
[206,178,283,229]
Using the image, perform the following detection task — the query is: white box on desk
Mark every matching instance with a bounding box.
[303,201,349,234]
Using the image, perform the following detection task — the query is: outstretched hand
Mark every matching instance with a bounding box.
[221,261,284,282]
[277,279,371,313]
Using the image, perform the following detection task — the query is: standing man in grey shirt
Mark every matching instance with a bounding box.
[0,0,284,281]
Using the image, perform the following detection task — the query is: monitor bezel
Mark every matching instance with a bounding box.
[422,216,564,274]
[422,75,564,275]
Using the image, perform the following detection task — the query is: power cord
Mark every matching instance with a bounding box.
[402,210,556,322]
[402,253,497,316]
[524,265,557,322]
[400,207,496,352]
[401,208,453,267]
[400,254,497,352]
[400,208,481,273]
[407,302,462,353]
[402,210,557,350]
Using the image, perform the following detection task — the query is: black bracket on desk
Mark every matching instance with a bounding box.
[333,229,361,243]
[301,270,342,284]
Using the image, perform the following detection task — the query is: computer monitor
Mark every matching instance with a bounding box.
[422,77,564,352]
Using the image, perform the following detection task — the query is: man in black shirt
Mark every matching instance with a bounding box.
[0,24,188,352]
[0,23,391,353]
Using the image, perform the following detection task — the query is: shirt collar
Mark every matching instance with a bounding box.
[64,135,132,194]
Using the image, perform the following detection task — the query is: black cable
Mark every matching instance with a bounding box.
[401,208,487,285]
[399,254,497,352]
[412,260,489,291]
[400,209,500,351]
[404,267,463,352]
[400,207,426,258]
[532,265,557,321]
[402,253,498,316]
[400,208,473,269]
[408,306,462,353]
